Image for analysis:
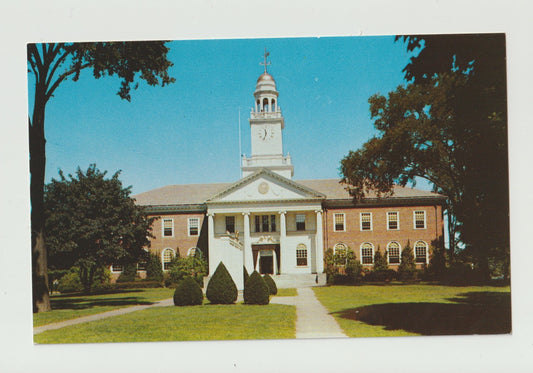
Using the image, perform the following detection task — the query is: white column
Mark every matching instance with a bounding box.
[243,212,253,274]
[279,211,286,274]
[207,213,215,275]
[273,250,278,275]
[315,209,324,273]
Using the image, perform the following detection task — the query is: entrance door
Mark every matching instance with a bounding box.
[259,256,274,274]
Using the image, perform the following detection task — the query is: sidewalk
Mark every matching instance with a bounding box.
[272,288,347,339]
[33,298,173,335]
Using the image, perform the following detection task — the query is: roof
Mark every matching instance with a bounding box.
[133,178,445,207]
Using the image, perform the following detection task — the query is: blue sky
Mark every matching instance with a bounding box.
[31,36,422,194]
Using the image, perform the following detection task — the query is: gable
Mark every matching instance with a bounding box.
[207,169,324,203]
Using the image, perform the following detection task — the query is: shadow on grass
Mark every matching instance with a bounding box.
[333,291,511,335]
[51,296,154,310]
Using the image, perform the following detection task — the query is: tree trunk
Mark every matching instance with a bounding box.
[31,87,51,313]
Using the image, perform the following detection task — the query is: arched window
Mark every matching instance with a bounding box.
[360,242,374,265]
[296,243,308,266]
[333,243,348,265]
[263,98,269,112]
[162,248,175,270]
[271,99,276,111]
[387,242,401,264]
[187,247,199,257]
[414,241,428,264]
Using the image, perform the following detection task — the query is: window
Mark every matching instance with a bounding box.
[137,262,147,271]
[360,212,372,231]
[387,212,399,230]
[334,243,348,265]
[225,216,235,233]
[387,242,401,264]
[162,248,175,270]
[296,214,306,231]
[188,218,199,236]
[112,264,123,272]
[163,218,174,237]
[254,215,276,232]
[296,244,308,266]
[187,247,199,257]
[334,213,345,232]
[414,210,426,229]
[270,214,276,232]
[415,241,428,264]
[361,242,374,264]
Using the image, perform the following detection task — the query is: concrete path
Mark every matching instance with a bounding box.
[35,287,347,339]
[271,288,347,339]
[33,298,174,335]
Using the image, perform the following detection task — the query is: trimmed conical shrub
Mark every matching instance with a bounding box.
[173,276,203,306]
[244,271,270,305]
[206,262,238,304]
[263,273,278,295]
[243,266,250,284]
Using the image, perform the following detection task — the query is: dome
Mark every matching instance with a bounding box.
[255,72,277,95]
[257,72,275,83]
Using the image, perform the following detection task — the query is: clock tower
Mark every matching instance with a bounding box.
[241,51,294,179]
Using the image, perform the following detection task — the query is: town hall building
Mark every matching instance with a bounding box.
[131,56,446,290]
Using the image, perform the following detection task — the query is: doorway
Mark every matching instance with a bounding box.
[259,255,274,274]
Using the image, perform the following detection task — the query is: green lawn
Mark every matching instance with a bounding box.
[275,288,297,296]
[34,303,296,343]
[313,284,511,337]
[33,288,174,327]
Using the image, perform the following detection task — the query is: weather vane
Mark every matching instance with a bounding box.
[260,48,271,73]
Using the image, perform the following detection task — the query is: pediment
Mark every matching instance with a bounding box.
[207,169,325,203]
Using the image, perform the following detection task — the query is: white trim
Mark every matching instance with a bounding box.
[414,240,429,264]
[188,217,200,236]
[162,218,174,238]
[386,241,402,265]
[187,247,199,257]
[360,242,374,265]
[360,212,372,231]
[333,213,346,232]
[161,247,175,271]
[387,211,400,230]
[111,264,123,273]
[413,210,427,230]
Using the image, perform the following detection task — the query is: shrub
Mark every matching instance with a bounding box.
[146,253,164,282]
[373,248,388,272]
[117,263,138,283]
[206,262,238,304]
[345,248,362,282]
[244,266,250,284]
[263,273,278,295]
[398,242,416,281]
[173,276,204,306]
[92,266,112,291]
[244,271,270,305]
[57,269,83,293]
[364,269,397,282]
[168,255,208,287]
[48,269,69,293]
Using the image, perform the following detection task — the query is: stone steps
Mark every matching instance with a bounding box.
[272,273,326,288]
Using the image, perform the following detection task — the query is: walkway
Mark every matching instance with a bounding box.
[272,287,347,339]
[33,298,173,335]
[34,287,347,339]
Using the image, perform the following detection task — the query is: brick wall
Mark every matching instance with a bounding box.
[323,204,444,267]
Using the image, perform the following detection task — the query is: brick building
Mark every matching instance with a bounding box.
[131,58,445,289]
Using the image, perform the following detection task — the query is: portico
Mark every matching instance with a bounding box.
[205,168,325,289]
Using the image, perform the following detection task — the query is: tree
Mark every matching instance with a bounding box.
[373,247,388,272]
[44,165,155,293]
[341,34,508,279]
[398,242,416,281]
[28,41,174,312]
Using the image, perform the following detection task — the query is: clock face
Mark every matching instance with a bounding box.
[258,126,274,141]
